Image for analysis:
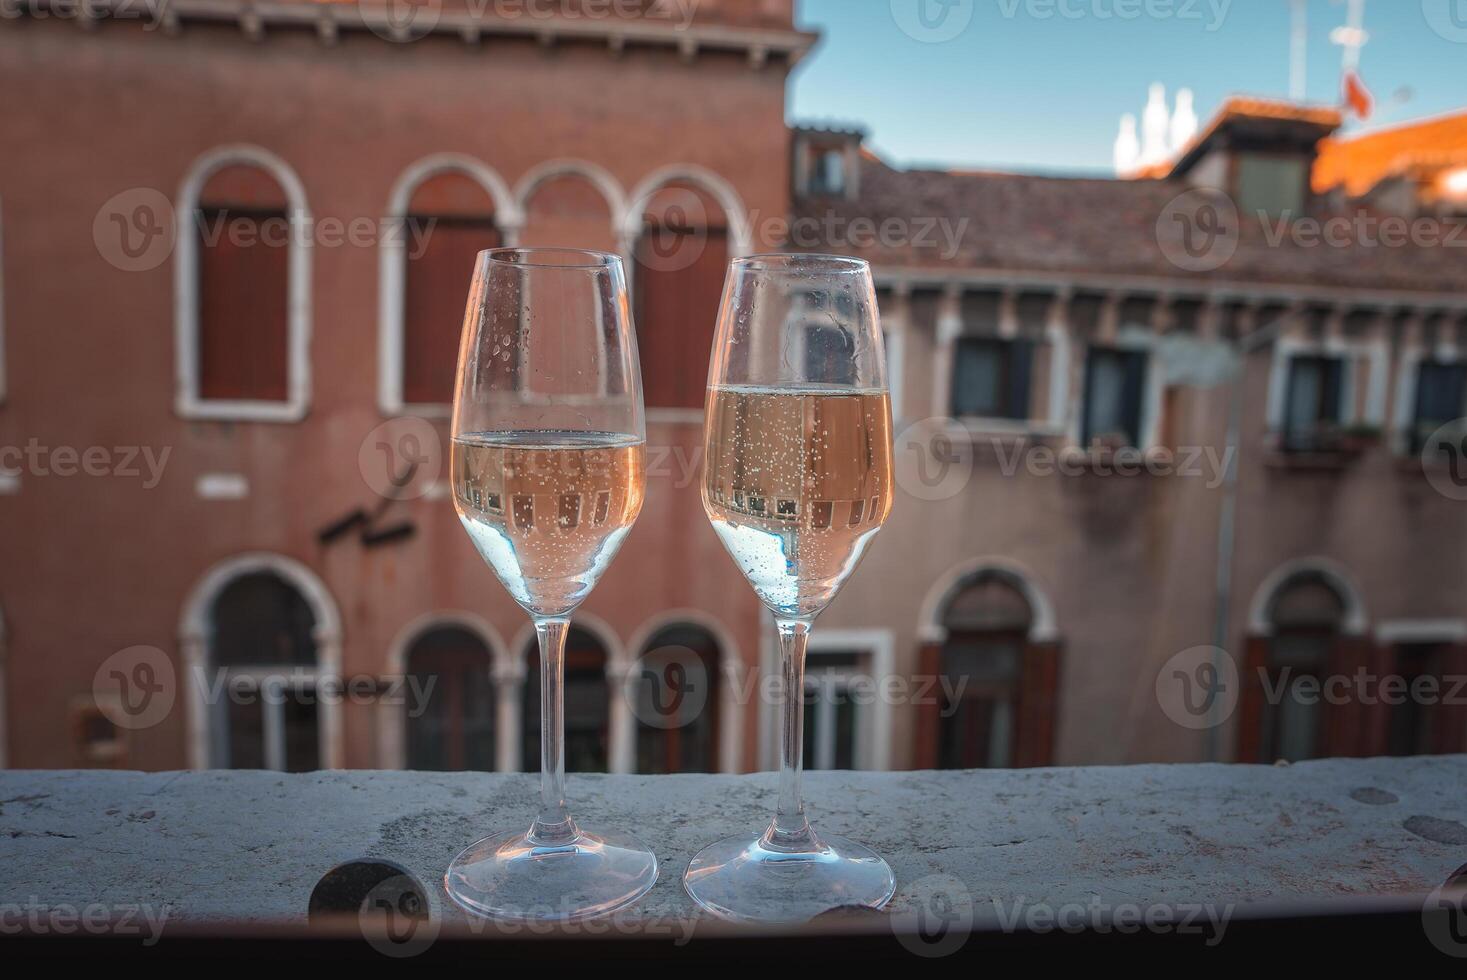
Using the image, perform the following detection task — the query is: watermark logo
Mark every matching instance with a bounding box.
[1421,418,1467,502]
[890,0,974,43]
[626,643,711,730]
[1423,866,1467,958]
[890,874,975,958]
[359,873,439,958]
[1422,0,1467,44]
[93,187,175,272]
[1157,188,1239,272]
[93,646,176,732]
[894,417,974,501]
[1156,645,1238,731]
[363,0,443,43]
[359,417,443,501]
[636,186,710,273]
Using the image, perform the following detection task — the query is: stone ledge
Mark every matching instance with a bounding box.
[1,758,1464,926]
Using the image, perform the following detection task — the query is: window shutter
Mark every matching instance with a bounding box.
[914,640,942,769]
[634,226,729,409]
[403,218,501,406]
[1237,635,1270,762]
[197,207,290,402]
[1008,339,1034,422]
[1120,349,1147,447]
[1320,356,1344,425]
[1014,640,1060,767]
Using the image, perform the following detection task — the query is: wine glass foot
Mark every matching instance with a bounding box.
[683,830,896,923]
[444,826,658,923]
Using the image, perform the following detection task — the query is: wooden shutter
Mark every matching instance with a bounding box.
[914,640,942,769]
[634,225,729,410]
[403,217,501,406]
[1324,634,1377,757]
[196,166,291,403]
[1014,640,1061,767]
[197,207,290,401]
[1008,339,1034,422]
[1237,635,1270,762]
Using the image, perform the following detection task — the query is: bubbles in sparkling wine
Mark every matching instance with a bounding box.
[454,431,644,618]
[703,384,893,620]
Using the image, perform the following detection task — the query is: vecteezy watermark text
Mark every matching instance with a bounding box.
[0,899,169,945]
[0,440,170,488]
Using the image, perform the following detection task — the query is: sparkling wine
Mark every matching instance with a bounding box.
[454,431,645,618]
[703,384,893,619]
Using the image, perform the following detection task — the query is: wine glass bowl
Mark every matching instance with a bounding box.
[444,247,657,922]
[685,254,897,922]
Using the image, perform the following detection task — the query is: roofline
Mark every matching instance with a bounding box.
[32,0,820,64]
[871,265,1467,314]
[1326,107,1467,144]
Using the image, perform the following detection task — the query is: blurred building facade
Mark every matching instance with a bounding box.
[1,3,1466,775]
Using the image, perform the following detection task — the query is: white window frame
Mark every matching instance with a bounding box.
[1391,330,1464,456]
[760,626,894,772]
[931,285,1070,439]
[174,145,313,422]
[1265,334,1389,438]
[210,670,326,772]
[1070,327,1163,452]
[378,153,522,418]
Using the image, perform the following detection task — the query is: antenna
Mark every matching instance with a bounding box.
[1289,0,1307,101]
[1330,0,1368,74]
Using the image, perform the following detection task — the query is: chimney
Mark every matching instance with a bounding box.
[1114,114,1140,174]
[1141,83,1171,166]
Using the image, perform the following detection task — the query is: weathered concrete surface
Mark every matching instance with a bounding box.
[1,759,1464,926]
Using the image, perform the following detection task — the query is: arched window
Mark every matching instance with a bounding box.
[1260,573,1346,762]
[633,624,721,774]
[522,627,610,773]
[518,171,618,253]
[401,171,501,407]
[937,573,1032,769]
[176,146,310,421]
[917,562,1061,770]
[208,572,322,771]
[633,181,730,410]
[380,156,517,415]
[405,625,495,771]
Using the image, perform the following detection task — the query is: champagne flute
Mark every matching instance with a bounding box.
[684,253,896,922]
[444,247,657,922]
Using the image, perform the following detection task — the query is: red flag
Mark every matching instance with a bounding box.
[1343,70,1373,119]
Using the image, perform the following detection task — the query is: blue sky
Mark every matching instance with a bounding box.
[789,0,1467,175]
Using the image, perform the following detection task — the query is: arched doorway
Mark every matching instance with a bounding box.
[404,624,496,771]
[632,623,721,774]
[917,561,1062,769]
[208,572,321,770]
[180,553,342,770]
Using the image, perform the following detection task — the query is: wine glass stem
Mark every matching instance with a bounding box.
[766,617,818,851]
[529,616,577,846]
